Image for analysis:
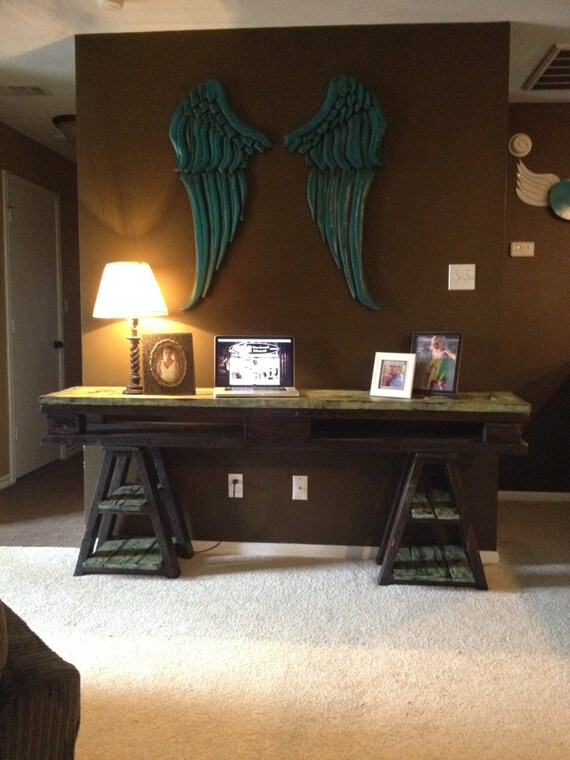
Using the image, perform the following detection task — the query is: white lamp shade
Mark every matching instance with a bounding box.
[93,261,168,319]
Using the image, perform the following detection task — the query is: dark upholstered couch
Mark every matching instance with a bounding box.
[0,599,80,759]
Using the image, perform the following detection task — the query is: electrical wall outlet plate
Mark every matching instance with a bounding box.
[228,473,243,498]
[509,241,535,257]
[448,264,475,290]
[292,475,308,500]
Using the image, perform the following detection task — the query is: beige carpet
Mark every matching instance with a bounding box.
[1,504,569,760]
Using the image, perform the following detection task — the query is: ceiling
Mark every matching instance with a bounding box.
[1,0,570,162]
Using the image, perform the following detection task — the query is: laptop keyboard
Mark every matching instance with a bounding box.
[224,386,288,392]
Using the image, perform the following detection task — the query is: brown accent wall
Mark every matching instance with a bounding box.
[501,104,570,492]
[77,24,509,391]
[0,121,81,480]
[76,23,511,549]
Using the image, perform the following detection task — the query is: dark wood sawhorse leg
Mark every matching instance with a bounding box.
[74,445,192,578]
[149,447,193,559]
[376,452,487,589]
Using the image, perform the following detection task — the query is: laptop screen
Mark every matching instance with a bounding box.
[215,336,295,388]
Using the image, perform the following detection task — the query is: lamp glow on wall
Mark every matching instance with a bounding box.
[93,262,168,394]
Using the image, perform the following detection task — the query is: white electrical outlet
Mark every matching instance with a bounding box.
[509,241,535,257]
[292,475,308,500]
[228,473,243,498]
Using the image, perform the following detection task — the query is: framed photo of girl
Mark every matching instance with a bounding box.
[370,352,416,399]
[410,332,462,395]
[141,333,196,395]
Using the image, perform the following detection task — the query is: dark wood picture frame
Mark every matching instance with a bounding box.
[410,332,462,395]
[141,333,196,395]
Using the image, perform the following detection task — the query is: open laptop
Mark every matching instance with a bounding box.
[213,336,300,397]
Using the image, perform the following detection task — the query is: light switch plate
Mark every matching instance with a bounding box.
[448,264,475,290]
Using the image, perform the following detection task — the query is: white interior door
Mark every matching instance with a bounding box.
[3,171,64,479]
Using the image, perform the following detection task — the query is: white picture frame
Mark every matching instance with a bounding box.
[370,352,416,399]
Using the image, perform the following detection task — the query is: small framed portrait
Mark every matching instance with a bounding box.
[410,332,462,395]
[141,333,196,395]
[370,352,416,399]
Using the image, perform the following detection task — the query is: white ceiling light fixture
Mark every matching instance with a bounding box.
[97,0,125,10]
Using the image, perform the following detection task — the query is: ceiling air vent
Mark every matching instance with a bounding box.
[0,85,51,97]
[523,44,570,91]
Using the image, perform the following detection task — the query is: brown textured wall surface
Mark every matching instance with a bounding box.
[77,23,511,548]
[501,103,570,492]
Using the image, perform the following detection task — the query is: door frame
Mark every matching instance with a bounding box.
[2,170,66,484]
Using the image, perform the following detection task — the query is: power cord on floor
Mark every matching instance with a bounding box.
[194,478,239,554]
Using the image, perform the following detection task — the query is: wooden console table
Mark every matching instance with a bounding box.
[40,388,530,584]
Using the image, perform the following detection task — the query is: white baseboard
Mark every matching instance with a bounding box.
[64,443,82,458]
[0,474,14,491]
[499,490,570,502]
[192,541,500,565]
[192,541,378,561]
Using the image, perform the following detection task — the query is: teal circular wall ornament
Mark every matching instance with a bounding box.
[549,180,570,221]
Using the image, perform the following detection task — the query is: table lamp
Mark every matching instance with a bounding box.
[93,261,168,394]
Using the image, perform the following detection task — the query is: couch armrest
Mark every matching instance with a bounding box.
[0,601,7,677]
[0,604,80,760]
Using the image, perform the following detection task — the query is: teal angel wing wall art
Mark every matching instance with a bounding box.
[169,80,271,309]
[283,76,387,310]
